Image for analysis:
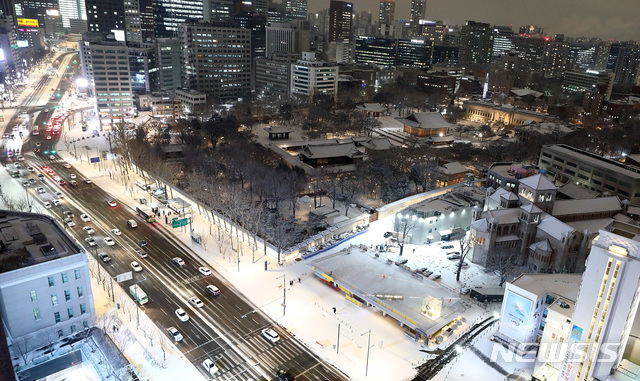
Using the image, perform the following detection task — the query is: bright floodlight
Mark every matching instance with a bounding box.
[76,78,88,88]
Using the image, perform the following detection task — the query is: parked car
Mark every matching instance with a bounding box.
[429,273,441,280]
[383,231,393,238]
[447,254,461,260]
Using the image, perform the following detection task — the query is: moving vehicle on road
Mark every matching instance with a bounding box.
[135,205,156,223]
[80,213,90,222]
[167,327,182,342]
[275,370,296,381]
[111,228,121,235]
[198,266,211,276]
[175,308,189,322]
[131,261,143,272]
[127,220,138,228]
[136,250,148,258]
[83,226,95,235]
[103,237,115,246]
[189,297,203,308]
[206,285,220,296]
[98,253,111,262]
[262,328,280,344]
[85,237,97,247]
[172,257,184,266]
[107,200,117,207]
[129,285,148,305]
[202,359,218,375]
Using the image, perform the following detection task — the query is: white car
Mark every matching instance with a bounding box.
[107,200,117,207]
[63,218,75,227]
[80,214,90,222]
[85,237,97,247]
[83,226,95,235]
[198,266,212,276]
[69,174,76,179]
[103,237,115,246]
[175,308,189,322]
[37,187,46,194]
[206,285,220,296]
[127,220,138,228]
[202,359,218,375]
[131,261,143,272]
[111,228,121,236]
[189,297,203,308]
[43,202,51,209]
[261,328,280,344]
[52,200,62,207]
[172,257,185,266]
[167,327,183,342]
[55,191,64,198]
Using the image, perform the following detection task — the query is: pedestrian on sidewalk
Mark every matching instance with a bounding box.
[298,277,301,283]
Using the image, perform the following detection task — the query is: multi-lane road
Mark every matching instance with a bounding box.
[2,52,348,381]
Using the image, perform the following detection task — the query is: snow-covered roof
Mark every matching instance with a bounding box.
[299,143,365,159]
[510,88,543,98]
[628,206,640,216]
[395,112,454,130]
[487,208,521,225]
[520,203,543,214]
[489,187,517,205]
[519,174,557,191]
[530,239,552,252]
[510,273,583,301]
[356,103,386,112]
[552,196,621,216]
[440,162,469,175]
[470,218,489,232]
[566,218,613,236]
[359,137,392,150]
[544,145,640,180]
[264,126,294,133]
[557,182,599,200]
[537,215,575,241]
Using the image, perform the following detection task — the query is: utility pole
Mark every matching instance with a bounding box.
[361,329,372,377]
[337,323,341,354]
[276,275,286,317]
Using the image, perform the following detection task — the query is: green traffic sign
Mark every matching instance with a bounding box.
[172,218,189,228]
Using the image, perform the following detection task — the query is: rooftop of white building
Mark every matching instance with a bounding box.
[0,211,82,274]
[511,273,583,301]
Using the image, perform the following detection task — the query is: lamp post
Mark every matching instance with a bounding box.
[361,329,372,377]
[276,274,286,317]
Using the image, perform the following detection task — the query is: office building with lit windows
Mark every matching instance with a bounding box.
[181,21,251,102]
[409,0,426,37]
[0,211,95,348]
[79,34,133,129]
[378,0,394,25]
[290,51,338,98]
[284,0,306,21]
[355,36,396,67]
[328,0,353,43]
[155,0,204,37]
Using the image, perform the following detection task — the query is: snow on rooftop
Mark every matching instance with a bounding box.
[551,196,621,216]
[519,174,557,191]
[511,273,582,301]
[537,214,576,241]
[487,208,521,224]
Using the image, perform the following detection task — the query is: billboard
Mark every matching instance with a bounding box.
[46,9,60,16]
[499,290,534,343]
[16,40,29,48]
[17,18,39,28]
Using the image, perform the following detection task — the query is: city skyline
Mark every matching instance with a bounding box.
[309,0,640,42]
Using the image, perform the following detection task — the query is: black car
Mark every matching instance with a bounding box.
[383,232,393,238]
[276,370,296,381]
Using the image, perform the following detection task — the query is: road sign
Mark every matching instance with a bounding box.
[90,157,100,163]
[115,272,133,282]
[172,218,189,228]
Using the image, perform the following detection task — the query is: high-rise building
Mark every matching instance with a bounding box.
[284,0,306,21]
[155,37,182,92]
[154,0,204,37]
[542,39,570,78]
[129,44,156,93]
[420,20,444,44]
[80,33,134,129]
[458,20,493,67]
[85,0,125,35]
[203,0,232,22]
[562,68,614,100]
[518,25,543,36]
[491,25,513,60]
[267,1,285,24]
[290,51,338,98]
[607,43,640,85]
[557,223,640,380]
[512,35,547,71]
[409,0,426,37]
[181,21,251,102]
[124,0,154,43]
[378,0,394,25]
[328,0,352,43]
[59,0,86,28]
[0,211,96,347]
[265,21,309,58]
[396,38,431,68]
[355,36,396,67]
[254,51,299,95]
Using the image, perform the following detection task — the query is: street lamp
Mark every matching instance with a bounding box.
[361,329,372,377]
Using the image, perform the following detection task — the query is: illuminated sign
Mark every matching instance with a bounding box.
[499,291,533,343]
[17,18,39,27]
[46,9,60,16]
[16,40,29,48]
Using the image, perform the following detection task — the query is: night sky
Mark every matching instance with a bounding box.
[308,0,640,41]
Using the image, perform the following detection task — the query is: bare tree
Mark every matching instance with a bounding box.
[394,211,417,256]
[455,236,472,282]
[485,246,520,286]
[12,336,31,365]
